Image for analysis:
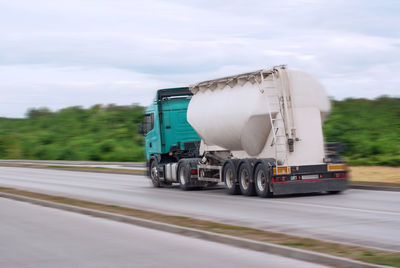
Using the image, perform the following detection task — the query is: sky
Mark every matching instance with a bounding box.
[0,0,399,118]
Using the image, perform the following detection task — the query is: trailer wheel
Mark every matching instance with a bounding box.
[254,163,272,198]
[149,159,161,188]
[223,161,240,195]
[238,161,256,196]
[178,161,191,191]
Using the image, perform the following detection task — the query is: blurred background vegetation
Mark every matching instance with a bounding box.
[0,104,145,162]
[0,97,399,165]
[323,96,399,166]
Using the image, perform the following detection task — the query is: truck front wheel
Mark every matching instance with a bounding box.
[254,163,272,198]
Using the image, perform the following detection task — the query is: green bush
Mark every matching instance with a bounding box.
[0,104,145,162]
[323,96,400,166]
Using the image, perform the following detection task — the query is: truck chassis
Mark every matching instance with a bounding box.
[148,155,348,197]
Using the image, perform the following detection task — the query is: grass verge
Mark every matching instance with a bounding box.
[350,166,400,187]
[0,186,399,267]
[0,163,146,175]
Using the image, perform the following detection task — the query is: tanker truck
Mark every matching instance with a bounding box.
[139,65,348,197]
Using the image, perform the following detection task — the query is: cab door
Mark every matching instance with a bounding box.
[143,112,161,159]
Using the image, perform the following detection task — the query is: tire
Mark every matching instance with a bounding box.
[149,159,161,188]
[178,161,191,190]
[254,163,272,198]
[223,161,241,195]
[238,161,256,196]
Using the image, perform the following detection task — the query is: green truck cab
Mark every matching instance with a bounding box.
[140,87,200,186]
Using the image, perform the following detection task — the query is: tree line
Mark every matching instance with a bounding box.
[0,97,399,165]
[323,96,399,166]
[0,104,145,162]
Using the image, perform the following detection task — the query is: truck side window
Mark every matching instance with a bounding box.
[144,113,154,135]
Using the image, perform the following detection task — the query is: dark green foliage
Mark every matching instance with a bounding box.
[0,97,399,165]
[26,107,53,118]
[323,96,400,166]
[0,104,146,162]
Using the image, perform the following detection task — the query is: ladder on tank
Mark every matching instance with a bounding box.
[258,69,289,167]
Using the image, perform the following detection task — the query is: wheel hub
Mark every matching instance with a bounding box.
[226,169,233,188]
[257,171,266,191]
[241,170,249,190]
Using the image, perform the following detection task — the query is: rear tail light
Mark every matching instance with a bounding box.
[272,176,289,182]
[333,172,346,178]
[190,169,198,175]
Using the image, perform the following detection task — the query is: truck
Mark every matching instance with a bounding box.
[139,65,348,197]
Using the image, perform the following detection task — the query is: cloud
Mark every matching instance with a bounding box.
[0,65,171,117]
[0,0,399,117]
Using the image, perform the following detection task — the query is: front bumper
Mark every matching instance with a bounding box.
[271,178,348,195]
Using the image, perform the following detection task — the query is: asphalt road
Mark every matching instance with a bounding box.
[0,197,328,268]
[0,166,399,252]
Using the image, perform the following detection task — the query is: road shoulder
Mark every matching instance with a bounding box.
[0,186,396,268]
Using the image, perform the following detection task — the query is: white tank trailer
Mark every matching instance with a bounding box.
[146,65,348,197]
[188,65,330,166]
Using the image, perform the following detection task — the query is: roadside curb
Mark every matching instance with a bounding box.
[0,192,385,268]
[350,184,400,192]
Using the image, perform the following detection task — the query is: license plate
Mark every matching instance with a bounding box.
[302,175,319,180]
